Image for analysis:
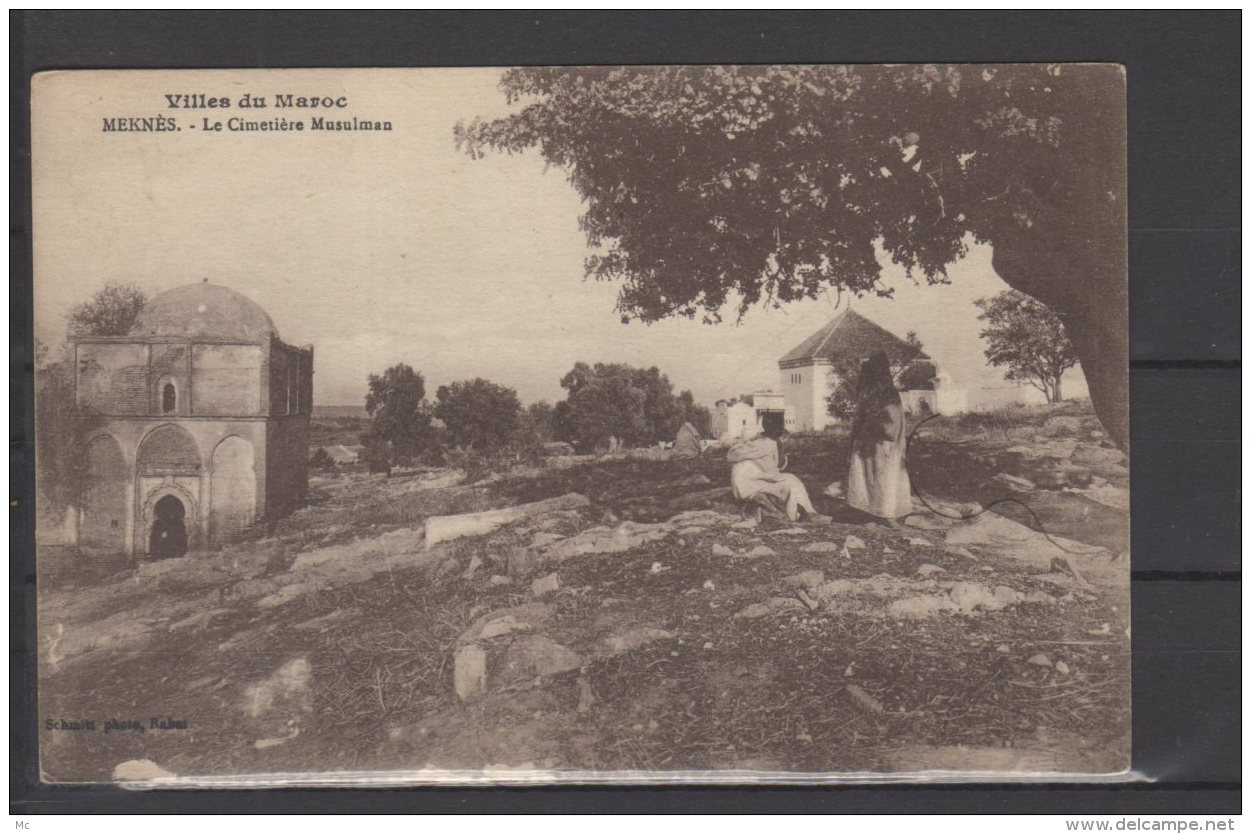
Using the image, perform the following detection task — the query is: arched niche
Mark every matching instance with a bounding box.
[210,435,256,546]
[80,433,127,553]
[136,424,201,475]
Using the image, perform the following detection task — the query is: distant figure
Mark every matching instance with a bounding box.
[727,429,829,523]
[671,421,702,460]
[847,351,912,523]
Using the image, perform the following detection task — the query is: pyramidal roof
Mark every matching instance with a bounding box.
[778,308,921,369]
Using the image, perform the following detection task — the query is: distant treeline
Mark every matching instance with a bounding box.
[312,405,371,419]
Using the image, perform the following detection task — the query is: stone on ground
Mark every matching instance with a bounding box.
[782,570,825,590]
[601,626,674,657]
[458,603,553,645]
[242,658,312,720]
[530,573,560,597]
[889,595,957,619]
[453,644,488,701]
[541,521,673,562]
[945,513,1106,572]
[993,473,1036,492]
[424,493,590,549]
[735,597,806,620]
[502,635,584,678]
[530,531,565,548]
[801,541,839,554]
[949,582,1011,613]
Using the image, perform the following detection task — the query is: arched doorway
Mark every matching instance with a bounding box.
[148,494,188,558]
[81,434,126,553]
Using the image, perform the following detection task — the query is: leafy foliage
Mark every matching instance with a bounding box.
[457,64,1128,448]
[975,290,1077,403]
[364,363,435,462]
[458,65,1122,324]
[359,437,394,475]
[521,401,557,444]
[433,378,523,452]
[309,447,335,471]
[35,363,104,513]
[553,362,708,451]
[67,282,148,336]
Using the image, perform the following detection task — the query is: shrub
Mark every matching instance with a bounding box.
[309,447,335,471]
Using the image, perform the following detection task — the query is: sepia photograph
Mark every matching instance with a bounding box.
[31,65,1130,786]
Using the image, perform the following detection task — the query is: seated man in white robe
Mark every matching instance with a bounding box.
[726,430,830,523]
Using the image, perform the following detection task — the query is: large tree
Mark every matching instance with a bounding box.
[457,65,1127,448]
[553,361,704,450]
[433,378,523,452]
[34,361,103,514]
[67,282,148,336]
[975,289,1078,404]
[364,363,435,461]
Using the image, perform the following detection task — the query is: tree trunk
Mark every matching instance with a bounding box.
[992,246,1129,453]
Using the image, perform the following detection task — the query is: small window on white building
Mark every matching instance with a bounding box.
[161,381,177,414]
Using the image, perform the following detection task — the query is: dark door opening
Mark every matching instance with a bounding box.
[149,495,188,558]
[760,410,786,439]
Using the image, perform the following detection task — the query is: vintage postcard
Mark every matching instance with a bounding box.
[32,67,1130,785]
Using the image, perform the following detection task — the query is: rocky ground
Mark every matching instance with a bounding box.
[37,402,1130,784]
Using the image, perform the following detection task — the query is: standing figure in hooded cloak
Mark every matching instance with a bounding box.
[846,351,912,522]
[671,421,702,460]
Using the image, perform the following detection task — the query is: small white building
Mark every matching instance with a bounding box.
[711,392,792,442]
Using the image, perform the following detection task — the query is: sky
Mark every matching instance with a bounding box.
[33,68,1086,408]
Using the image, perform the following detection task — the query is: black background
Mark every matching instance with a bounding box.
[9,10,1240,814]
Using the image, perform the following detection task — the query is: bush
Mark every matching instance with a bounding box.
[359,438,394,476]
[309,447,335,471]
[433,378,522,452]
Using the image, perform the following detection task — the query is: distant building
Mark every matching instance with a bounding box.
[711,391,791,442]
[70,282,313,557]
[775,308,1061,430]
[777,309,940,432]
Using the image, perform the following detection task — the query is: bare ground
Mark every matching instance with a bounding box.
[37,401,1130,783]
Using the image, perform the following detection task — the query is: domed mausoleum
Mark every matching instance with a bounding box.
[71,281,313,557]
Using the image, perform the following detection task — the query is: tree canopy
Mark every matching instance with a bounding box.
[35,362,103,513]
[68,282,148,336]
[433,378,523,452]
[364,363,434,461]
[554,362,708,451]
[975,290,1078,404]
[457,64,1127,447]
